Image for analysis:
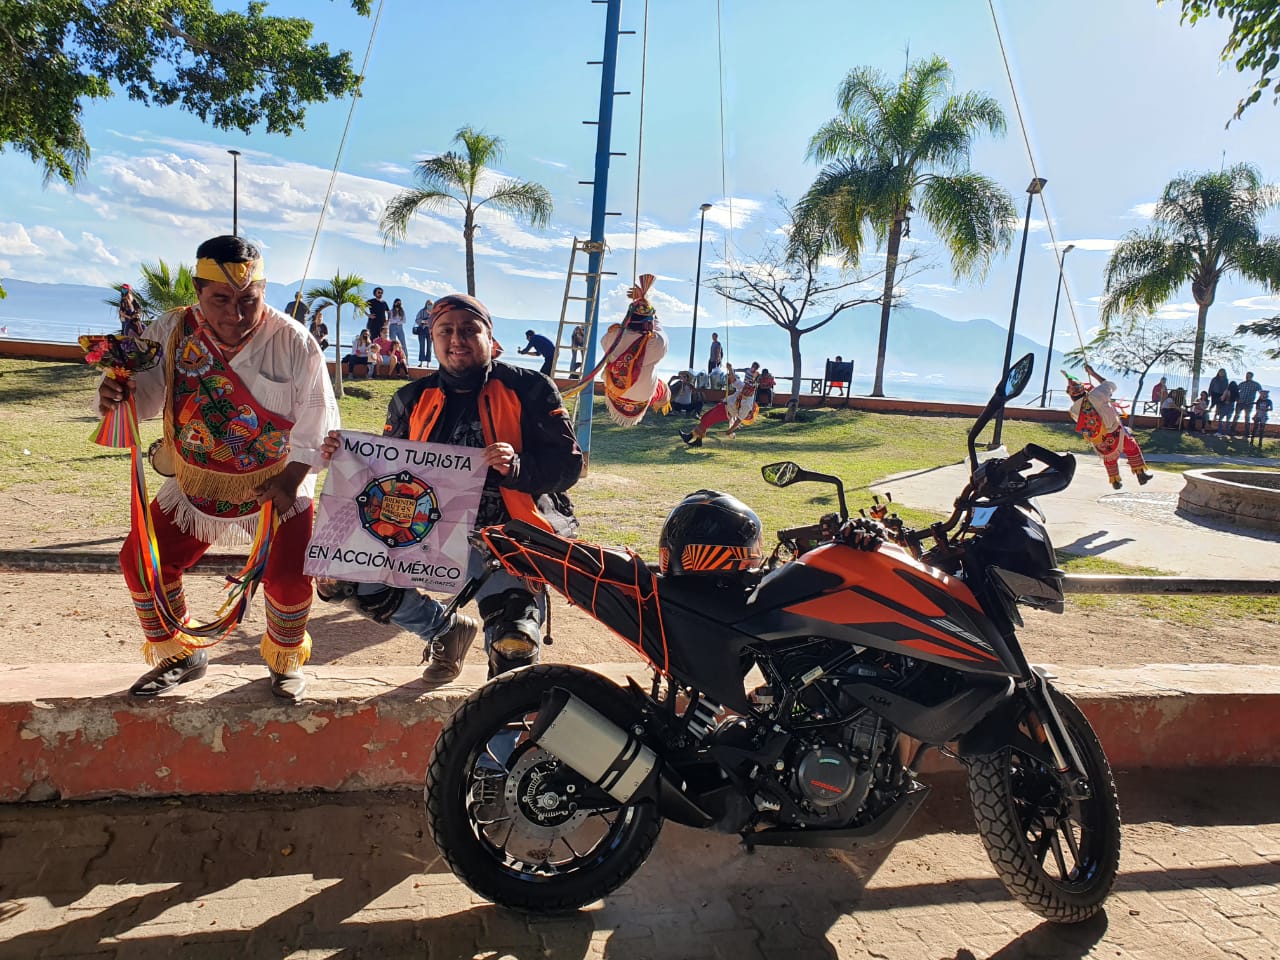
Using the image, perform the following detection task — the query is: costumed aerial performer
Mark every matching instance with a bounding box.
[95,235,341,700]
[599,274,670,425]
[1062,361,1152,490]
[679,361,761,448]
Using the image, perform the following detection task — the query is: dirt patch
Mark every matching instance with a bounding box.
[1,490,1277,676]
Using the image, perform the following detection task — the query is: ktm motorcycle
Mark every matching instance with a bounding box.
[423,352,1121,922]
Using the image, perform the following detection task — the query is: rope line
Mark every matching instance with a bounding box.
[715,0,733,358]
[630,0,650,283]
[986,0,1088,363]
[298,0,387,294]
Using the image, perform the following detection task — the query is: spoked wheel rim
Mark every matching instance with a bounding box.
[464,706,639,883]
[1005,747,1107,889]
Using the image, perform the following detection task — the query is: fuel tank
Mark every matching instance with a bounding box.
[737,542,1015,676]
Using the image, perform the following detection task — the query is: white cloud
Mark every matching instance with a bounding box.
[1130,202,1158,218]
[495,264,565,281]
[912,282,959,295]
[30,226,75,255]
[1155,301,1198,320]
[606,223,699,251]
[533,157,569,170]
[1232,295,1280,311]
[384,272,455,296]
[1041,238,1118,252]
[81,232,120,266]
[369,161,411,177]
[703,197,763,230]
[0,223,41,256]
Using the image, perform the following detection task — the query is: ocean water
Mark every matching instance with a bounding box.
[0,309,1074,410]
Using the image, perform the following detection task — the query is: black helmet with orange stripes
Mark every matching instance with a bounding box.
[658,489,763,577]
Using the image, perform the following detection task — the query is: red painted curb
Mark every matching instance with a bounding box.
[1,663,1277,802]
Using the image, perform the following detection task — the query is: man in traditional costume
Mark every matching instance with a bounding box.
[1063,362,1152,490]
[680,361,761,447]
[599,275,670,425]
[318,294,583,682]
[97,236,341,700]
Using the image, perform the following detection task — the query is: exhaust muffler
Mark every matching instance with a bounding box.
[528,687,714,826]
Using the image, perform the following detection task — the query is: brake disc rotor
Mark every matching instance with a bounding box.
[501,748,590,850]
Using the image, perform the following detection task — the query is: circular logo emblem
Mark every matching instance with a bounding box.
[357,471,442,548]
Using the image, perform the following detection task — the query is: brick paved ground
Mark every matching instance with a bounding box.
[1,769,1278,960]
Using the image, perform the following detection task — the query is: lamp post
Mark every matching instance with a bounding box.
[227,149,242,236]
[991,176,1047,448]
[1039,243,1074,407]
[687,202,713,370]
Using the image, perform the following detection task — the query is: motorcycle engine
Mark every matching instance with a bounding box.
[787,711,885,823]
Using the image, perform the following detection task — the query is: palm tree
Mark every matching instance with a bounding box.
[105,259,197,319]
[1100,163,1280,395]
[306,272,367,395]
[379,125,553,296]
[796,55,1016,396]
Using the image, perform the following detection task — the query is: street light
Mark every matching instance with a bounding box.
[687,202,713,370]
[227,149,242,236]
[1039,243,1075,407]
[991,176,1047,448]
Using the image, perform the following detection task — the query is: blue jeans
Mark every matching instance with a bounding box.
[356,545,546,656]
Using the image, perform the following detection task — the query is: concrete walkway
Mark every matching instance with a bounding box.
[1,771,1278,959]
[876,454,1280,577]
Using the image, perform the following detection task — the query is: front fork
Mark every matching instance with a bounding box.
[1023,666,1092,801]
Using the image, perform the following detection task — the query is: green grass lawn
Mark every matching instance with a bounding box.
[2,357,1276,624]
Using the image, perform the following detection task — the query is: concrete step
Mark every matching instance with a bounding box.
[2,662,1277,802]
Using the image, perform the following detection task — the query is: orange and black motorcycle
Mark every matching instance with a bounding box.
[424,352,1121,922]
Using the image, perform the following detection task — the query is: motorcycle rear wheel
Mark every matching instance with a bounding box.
[424,664,664,912]
[967,684,1121,923]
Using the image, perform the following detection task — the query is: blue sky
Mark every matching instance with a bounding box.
[1,0,1278,379]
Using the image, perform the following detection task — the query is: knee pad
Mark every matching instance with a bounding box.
[315,579,407,625]
[478,588,541,675]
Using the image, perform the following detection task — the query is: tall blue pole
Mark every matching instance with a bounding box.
[573,0,622,469]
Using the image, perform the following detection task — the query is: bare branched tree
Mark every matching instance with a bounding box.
[707,206,900,420]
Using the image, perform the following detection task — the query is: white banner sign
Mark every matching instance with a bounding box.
[304,431,487,592]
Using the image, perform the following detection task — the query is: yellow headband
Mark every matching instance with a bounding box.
[195,257,265,289]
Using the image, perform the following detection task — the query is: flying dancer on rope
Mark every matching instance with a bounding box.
[1062,362,1153,490]
[598,274,670,425]
[680,361,762,448]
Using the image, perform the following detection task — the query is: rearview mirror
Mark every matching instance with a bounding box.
[762,461,801,487]
[1002,353,1035,401]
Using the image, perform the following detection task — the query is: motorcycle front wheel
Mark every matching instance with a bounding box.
[424,664,664,912]
[967,683,1121,923]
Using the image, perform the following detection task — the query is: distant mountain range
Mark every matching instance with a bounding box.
[0,275,1072,402]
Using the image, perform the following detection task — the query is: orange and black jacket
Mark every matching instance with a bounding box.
[382,362,582,538]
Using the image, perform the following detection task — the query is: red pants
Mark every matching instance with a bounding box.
[1093,428,1147,481]
[120,498,314,663]
[698,402,730,431]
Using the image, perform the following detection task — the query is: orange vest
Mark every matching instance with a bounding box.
[405,378,553,532]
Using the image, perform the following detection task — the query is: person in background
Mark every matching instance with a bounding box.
[365,286,390,338]
[343,329,374,379]
[413,298,435,365]
[308,308,330,352]
[1249,389,1272,447]
[1189,390,1209,432]
[757,368,777,408]
[374,325,408,378]
[668,371,704,417]
[317,293,582,682]
[518,329,556,377]
[1233,371,1261,436]
[1207,368,1229,414]
[828,355,848,397]
[388,298,409,360]
[569,323,586,375]
[118,284,144,338]
[284,293,309,324]
[1215,380,1238,437]
[707,331,723,376]
[1151,376,1168,408]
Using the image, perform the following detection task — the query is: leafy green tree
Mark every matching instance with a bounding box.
[1174,0,1280,120]
[1099,163,1280,395]
[1236,314,1280,357]
[106,260,197,318]
[307,272,366,395]
[1065,319,1244,412]
[379,126,553,296]
[0,0,370,186]
[795,55,1016,397]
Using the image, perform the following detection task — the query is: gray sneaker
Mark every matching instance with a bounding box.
[422,613,479,683]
